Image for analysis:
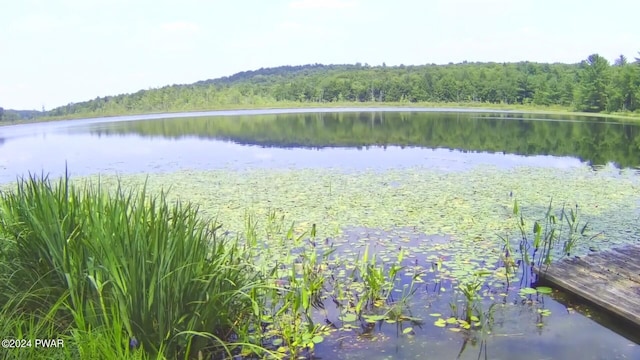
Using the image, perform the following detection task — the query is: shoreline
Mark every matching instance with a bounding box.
[2,101,640,127]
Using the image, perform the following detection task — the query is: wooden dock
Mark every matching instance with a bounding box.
[535,244,640,327]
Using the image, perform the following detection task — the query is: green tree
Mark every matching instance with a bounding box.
[614,54,628,66]
[608,59,638,111]
[575,54,611,112]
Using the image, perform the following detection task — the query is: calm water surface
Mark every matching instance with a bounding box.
[1,109,639,359]
[2,109,640,183]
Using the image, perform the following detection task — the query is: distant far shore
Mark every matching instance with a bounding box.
[2,101,640,128]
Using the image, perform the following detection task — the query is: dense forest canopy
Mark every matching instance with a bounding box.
[1,53,639,121]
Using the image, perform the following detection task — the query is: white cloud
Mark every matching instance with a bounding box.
[160,21,200,33]
[289,0,357,9]
[132,21,203,53]
[278,22,302,30]
[10,14,64,33]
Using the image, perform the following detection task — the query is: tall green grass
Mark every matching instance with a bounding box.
[0,173,269,359]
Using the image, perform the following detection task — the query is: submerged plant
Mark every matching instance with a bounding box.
[498,234,516,290]
[510,199,600,278]
[455,270,491,325]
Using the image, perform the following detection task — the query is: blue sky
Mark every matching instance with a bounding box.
[2,0,639,110]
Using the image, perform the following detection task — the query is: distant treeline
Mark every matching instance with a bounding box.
[0,108,42,122]
[3,53,640,121]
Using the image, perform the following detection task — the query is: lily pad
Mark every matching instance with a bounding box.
[536,286,553,294]
[340,313,358,322]
[434,319,447,327]
[312,335,324,343]
[519,287,538,296]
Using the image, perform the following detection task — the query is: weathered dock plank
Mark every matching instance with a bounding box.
[579,251,640,284]
[535,244,640,328]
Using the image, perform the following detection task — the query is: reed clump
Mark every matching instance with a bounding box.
[0,173,270,359]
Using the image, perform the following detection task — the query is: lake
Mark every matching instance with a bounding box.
[1,108,639,359]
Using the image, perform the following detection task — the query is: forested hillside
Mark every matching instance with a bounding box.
[22,53,640,119]
[0,108,42,122]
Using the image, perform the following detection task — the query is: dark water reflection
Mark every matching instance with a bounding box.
[1,109,640,184]
[84,111,640,168]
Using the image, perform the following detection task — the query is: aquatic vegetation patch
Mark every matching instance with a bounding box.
[85,165,640,257]
[71,165,640,356]
[4,165,635,358]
